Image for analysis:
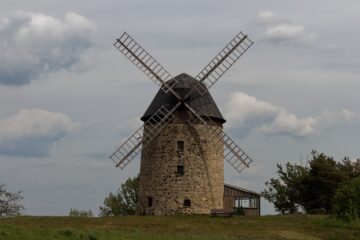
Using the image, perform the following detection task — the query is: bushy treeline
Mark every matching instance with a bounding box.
[68,208,93,217]
[0,183,23,217]
[262,151,360,221]
[99,175,139,216]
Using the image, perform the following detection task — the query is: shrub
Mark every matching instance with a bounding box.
[332,176,360,221]
[99,176,139,216]
[0,183,23,217]
[69,208,93,217]
[234,207,245,216]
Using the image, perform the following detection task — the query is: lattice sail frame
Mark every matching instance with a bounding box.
[110,103,181,169]
[114,32,180,99]
[111,31,254,173]
[223,133,252,173]
[187,111,253,173]
[195,32,253,94]
[183,32,253,99]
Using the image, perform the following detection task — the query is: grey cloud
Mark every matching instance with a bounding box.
[0,136,60,157]
[0,11,96,86]
[224,92,356,139]
[257,11,316,46]
[0,69,31,85]
[0,108,77,157]
[260,109,356,138]
[257,11,276,25]
[264,24,316,45]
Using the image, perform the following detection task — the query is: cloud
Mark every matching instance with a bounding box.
[116,117,143,133]
[0,109,78,157]
[0,11,96,86]
[264,24,316,45]
[258,11,316,46]
[224,92,278,127]
[257,11,275,24]
[259,112,317,137]
[260,109,355,138]
[224,92,356,139]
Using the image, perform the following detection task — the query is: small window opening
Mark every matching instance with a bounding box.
[177,141,184,160]
[177,165,184,175]
[148,197,153,207]
[177,141,185,175]
[183,199,191,207]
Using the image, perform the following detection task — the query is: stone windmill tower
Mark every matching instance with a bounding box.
[110,32,254,215]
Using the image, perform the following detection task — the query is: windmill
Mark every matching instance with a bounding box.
[110,31,254,215]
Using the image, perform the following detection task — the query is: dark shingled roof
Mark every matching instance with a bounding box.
[141,73,226,123]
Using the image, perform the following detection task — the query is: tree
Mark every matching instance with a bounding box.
[99,175,139,216]
[262,162,308,214]
[300,151,348,213]
[262,151,360,215]
[332,176,360,221]
[0,183,24,217]
[69,208,93,217]
[339,157,360,179]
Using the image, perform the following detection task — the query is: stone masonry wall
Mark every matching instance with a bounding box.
[138,114,224,215]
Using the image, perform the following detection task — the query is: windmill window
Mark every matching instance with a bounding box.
[148,197,153,207]
[176,141,185,175]
[177,141,184,161]
[183,199,191,207]
[177,165,184,175]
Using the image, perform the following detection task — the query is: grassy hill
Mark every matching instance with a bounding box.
[0,215,359,240]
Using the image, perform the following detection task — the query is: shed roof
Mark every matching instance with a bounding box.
[141,73,226,123]
[224,184,261,196]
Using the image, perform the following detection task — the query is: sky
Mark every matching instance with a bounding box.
[0,0,359,216]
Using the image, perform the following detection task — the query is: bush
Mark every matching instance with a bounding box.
[332,176,360,221]
[262,151,360,215]
[0,183,24,217]
[234,207,245,216]
[69,208,93,217]
[99,176,139,216]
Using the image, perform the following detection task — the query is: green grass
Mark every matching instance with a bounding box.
[0,215,359,240]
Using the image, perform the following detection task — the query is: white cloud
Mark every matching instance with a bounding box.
[260,109,355,138]
[0,109,78,156]
[0,11,96,86]
[224,92,356,139]
[259,112,317,137]
[257,11,275,24]
[258,10,316,46]
[116,117,143,133]
[265,24,316,45]
[224,92,278,127]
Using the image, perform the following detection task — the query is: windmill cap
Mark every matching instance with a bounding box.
[141,73,226,123]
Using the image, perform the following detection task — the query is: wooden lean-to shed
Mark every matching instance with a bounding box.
[223,184,261,216]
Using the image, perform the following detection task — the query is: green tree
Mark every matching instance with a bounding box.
[339,157,360,179]
[263,151,360,215]
[99,175,139,216]
[68,208,93,217]
[262,162,308,214]
[300,151,348,213]
[0,183,24,217]
[332,176,360,221]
